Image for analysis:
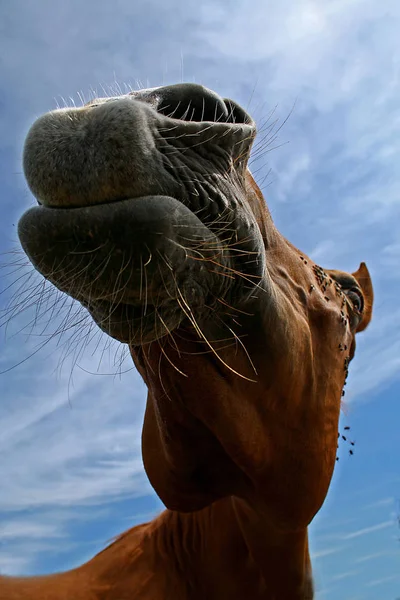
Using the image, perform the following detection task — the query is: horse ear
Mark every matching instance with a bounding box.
[352,262,374,333]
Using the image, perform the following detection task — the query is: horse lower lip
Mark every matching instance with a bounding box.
[18,194,204,247]
[17,194,232,317]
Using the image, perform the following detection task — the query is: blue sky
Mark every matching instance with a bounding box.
[0,0,399,597]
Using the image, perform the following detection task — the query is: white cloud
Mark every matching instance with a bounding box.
[0,359,150,510]
[342,520,394,540]
[354,550,394,564]
[197,1,400,108]
[0,553,31,576]
[0,309,153,571]
[0,521,64,540]
[329,569,360,583]
[365,574,400,587]
[362,497,394,511]
[311,546,345,560]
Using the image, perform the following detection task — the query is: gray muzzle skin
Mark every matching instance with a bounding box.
[19,83,266,344]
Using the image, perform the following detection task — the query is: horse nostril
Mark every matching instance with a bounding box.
[157,83,230,123]
[132,83,230,123]
[130,83,254,126]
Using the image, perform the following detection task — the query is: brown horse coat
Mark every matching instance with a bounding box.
[1,83,373,599]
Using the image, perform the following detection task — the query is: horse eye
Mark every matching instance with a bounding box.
[346,288,364,313]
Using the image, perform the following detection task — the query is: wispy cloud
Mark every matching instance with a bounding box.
[329,569,361,583]
[0,324,152,571]
[0,553,31,576]
[342,520,394,540]
[354,550,394,564]
[311,546,345,560]
[362,497,395,510]
[0,521,65,540]
[365,574,400,587]
[0,363,149,509]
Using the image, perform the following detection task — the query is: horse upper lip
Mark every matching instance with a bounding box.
[23,86,255,211]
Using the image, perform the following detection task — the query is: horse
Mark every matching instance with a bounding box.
[0,83,373,599]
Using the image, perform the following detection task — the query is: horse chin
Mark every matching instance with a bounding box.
[84,297,186,345]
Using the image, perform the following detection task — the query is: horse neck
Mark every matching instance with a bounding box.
[89,497,313,600]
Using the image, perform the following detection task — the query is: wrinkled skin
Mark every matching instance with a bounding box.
[1,84,373,599]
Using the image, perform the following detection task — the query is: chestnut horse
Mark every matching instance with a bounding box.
[1,84,373,599]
